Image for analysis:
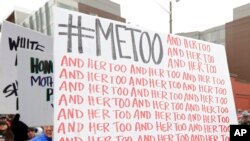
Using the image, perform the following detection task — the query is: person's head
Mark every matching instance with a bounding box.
[10,113,29,141]
[27,127,36,139]
[237,109,243,115]
[0,115,7,131]
[43,125,53,138]
[0,115,6,122]
[0,121,8,135]
[241,111,249,123]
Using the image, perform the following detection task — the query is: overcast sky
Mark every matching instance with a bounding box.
[0,0,250,33]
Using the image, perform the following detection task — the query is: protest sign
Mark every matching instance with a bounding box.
[0,21,52,114]
[53,7,237,141]
[18,50,53,126]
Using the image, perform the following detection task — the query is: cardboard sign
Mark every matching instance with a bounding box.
[18,50,53,126]
[0,21,52,114]
[53,7,237,141]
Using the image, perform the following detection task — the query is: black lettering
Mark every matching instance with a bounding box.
[152,33,163,64]
[140,32,151,63]
[115,24,130,59]
[95,18,116,60]
[2,80,18,110]
[46,88,53,101]
[8,37,20,51]
[127,27,141,62]
[30,57,53,74]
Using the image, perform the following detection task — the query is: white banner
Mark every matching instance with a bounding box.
[53,7,237,141]
[0,21,52,114]
[18,50,53,126]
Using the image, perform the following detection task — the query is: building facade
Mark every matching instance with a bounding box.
[5,9,31,24]
[20,0,125,36]
[177,24,225,45]
[223,4,250,111]
[226,16,250,81]
[233,3,250,20]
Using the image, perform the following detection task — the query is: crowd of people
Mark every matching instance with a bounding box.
[0,114,52,141]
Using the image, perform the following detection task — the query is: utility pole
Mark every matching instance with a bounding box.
[153,0,180,33]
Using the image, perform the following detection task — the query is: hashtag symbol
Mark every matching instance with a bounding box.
[58,14,95,53]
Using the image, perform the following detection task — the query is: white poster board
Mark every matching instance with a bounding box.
[0,21,52,114]
[18,50,53,126]
[53,7,237,141]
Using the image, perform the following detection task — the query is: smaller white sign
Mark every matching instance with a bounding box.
[18,50,53,126]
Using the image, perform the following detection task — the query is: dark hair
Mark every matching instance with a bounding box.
[28,127,37,132]
[11,114,29,141]
[0,121,6,125]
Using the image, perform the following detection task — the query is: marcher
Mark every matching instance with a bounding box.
[239,111,250,125]
[10,114,29,141]
[30,125,52,141]
[4,125,14,141]
[0,116,14,141]
[27,127,37,140]
[0,120,7,138]
[237,109,243,121]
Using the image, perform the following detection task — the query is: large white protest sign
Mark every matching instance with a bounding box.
[18,50,53,126]
[0,21,52,114]
[53,7,237,141]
